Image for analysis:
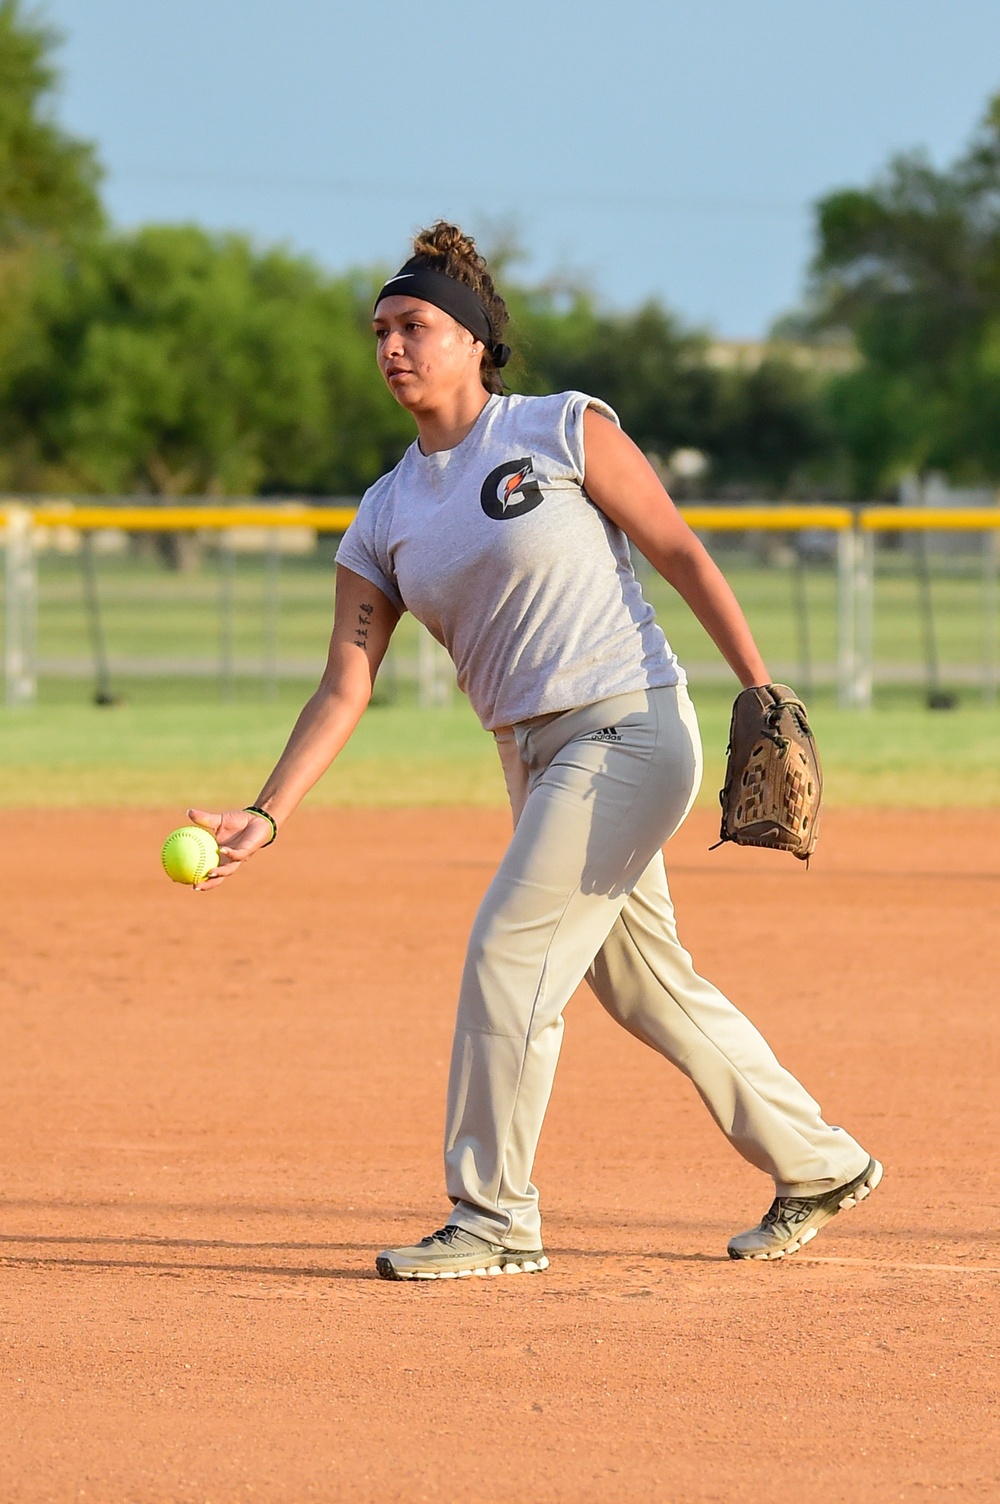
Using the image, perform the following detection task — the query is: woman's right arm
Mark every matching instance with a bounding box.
[188,566,399,887]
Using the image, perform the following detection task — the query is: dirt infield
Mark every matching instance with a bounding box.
[2,807,998,1503]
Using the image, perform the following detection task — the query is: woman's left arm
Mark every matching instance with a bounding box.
[583,409,770,689]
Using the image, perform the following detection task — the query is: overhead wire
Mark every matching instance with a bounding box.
[112,164,807,218]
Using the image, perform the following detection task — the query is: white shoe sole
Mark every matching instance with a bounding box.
[376,1253,549,1282]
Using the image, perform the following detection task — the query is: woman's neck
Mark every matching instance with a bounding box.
[413,387,492,455]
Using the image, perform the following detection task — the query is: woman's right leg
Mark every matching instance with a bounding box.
[442,688,699,1252]
[586,852,871,1198]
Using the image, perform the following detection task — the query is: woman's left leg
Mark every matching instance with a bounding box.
[586,849,871,1196]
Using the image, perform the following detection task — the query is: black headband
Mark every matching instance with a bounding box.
[374,264,511,368]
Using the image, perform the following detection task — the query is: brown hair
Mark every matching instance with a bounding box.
[409,221,510,394]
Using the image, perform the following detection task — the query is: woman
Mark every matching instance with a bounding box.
[190,222,881,1281]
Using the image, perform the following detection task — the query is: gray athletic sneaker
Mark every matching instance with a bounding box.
[375,1224,549,1281]
[727,1156,883,1261]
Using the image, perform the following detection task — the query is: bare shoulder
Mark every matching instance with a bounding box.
[582,403,624,436]
[582,406,655,492]
[581,408,689,552]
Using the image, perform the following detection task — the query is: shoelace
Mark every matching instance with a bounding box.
[419,1226,459,1246]
[761,1196,817,1229]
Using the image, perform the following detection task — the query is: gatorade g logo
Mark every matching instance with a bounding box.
[480,457,544,520]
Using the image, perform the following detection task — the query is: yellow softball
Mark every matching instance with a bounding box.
[161,825,220,885]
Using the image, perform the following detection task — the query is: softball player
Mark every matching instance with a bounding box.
[191,222,881,1280]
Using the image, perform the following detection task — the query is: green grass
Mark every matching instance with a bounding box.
[15,541,998,692]
[1,542,996,808]
[1,684,995,809]
[642,551,993,684]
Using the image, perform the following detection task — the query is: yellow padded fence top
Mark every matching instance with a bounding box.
[1,501,999,531]
[18,503,359,532]
[858,506,1000,531]
[4,501,854,531]
[679,505,852,530]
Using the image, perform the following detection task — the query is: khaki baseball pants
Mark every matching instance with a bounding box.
[444,684,869,1250]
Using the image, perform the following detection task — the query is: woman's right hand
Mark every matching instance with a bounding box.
[186,807,275,890]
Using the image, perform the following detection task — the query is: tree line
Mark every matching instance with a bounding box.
[1,0,998,501]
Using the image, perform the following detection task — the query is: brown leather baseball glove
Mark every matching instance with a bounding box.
[716,684,822,861]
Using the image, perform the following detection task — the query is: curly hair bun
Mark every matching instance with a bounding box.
[410,221,510,394]
[412,222,488,278]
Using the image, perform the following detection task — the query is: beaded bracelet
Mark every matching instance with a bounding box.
[244,806,278,846]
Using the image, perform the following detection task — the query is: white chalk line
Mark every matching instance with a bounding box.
[798,1254,1000,1274]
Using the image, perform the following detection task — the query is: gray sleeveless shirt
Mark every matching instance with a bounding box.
[335,391,683,730]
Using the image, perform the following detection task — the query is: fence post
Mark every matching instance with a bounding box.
[263,530,279,701]
[983,528,999,707]
[791,532,812,695]
[417,627,453,707]
[218,532,235,701]
[80,530,117,705]
[837,522,873,709]
[4,504,38,707]
[857,528,874,709]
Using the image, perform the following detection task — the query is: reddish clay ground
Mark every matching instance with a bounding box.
[1,807,998,1503]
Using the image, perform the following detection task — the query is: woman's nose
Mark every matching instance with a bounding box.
[381,328,405,359]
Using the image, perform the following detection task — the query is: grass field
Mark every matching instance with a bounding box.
[2,539,995,808]
[18,537,997,691]
[1,683,996,808]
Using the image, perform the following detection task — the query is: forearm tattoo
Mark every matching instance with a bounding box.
[354,600,374,651]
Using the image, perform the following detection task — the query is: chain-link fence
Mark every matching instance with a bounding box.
[2,500,998,710]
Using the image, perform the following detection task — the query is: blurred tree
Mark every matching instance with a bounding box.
[811,90,1000,491]
[4,231,829,499]
[0,0,840,505]
[707,355,831,492]
[0,226,412,495]
[512,288,719,454]
[0,6,414,499]
[0,0,105,485]
[0,0,103,247]
[509,284,829,493]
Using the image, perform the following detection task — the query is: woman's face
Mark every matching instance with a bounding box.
[373,296,484,412]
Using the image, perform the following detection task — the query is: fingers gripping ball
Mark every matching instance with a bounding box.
[161,825,220,885]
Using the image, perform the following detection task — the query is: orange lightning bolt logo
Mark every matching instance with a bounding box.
[501,467,531,510]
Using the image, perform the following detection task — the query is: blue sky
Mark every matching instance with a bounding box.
[45,0,1000,336]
